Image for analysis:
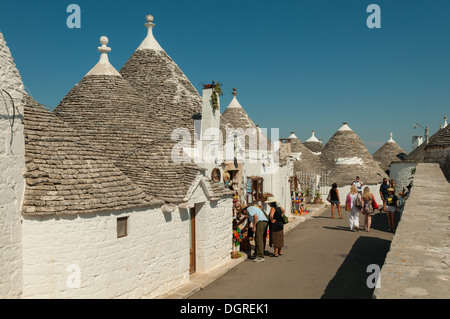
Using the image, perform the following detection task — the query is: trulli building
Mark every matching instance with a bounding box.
[372,133,408,174]
[320,123,388,203]
[1,16,233,299]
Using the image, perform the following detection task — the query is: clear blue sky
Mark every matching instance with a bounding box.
[1,0,449,153]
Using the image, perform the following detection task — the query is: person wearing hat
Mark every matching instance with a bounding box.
[240,203,269,262]
[385,188,398,232]
[266,197,286,257]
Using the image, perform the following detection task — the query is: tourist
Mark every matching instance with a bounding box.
[266,197,285,257]
[327,183,342,219]
[389,179,396,192]
[361,186,378,232]
[404,185,412,200]
[352,176,364,195]
[397,193,405,214]
[345,184,362,232]
[379,178,389,213]
[385,188,398,232]
[241,204,269,262]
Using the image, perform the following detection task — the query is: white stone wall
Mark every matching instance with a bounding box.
[184,179,233,274]
[390,162,417,193]
[0,31,26,298]
[22,206,188,299]
[21,192,232,299]
[195,198,233,273]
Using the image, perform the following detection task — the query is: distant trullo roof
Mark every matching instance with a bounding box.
[320,123,388,187]
[425,124,450,148]
[286,132,321,172]
[372,133,407,172]
[303,131,324,154]
[403,125,447,164]
[54,36,221,204]
[119,15,202,140]
[220,88,271,152]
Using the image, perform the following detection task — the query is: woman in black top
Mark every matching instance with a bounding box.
[267,199,285,257]
[328,183,342,219]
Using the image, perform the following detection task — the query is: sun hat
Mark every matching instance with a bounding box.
[387,188,395,192]
[265,197,277,203]
[240,203,248,211]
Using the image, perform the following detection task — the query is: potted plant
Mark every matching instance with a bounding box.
[314,190,322,204]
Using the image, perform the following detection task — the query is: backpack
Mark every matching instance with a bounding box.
[354,194,363,209]
[363,200,373,214]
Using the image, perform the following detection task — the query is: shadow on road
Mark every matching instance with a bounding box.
[321,236,392,299]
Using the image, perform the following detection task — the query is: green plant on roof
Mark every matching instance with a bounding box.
[211,82,223,111]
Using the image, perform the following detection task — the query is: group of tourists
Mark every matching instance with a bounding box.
[240,197,286,263]
[239,175,412,263]
[327,176,410,233]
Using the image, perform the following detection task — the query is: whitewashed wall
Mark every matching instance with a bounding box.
[184,180,233,273]
[21,192,232,299]
[0,31,26,298]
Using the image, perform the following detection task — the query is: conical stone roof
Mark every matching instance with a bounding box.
[53,36,205,204]
[320,123,388,187]
[373,133,407,172]
[23,96,155,215]
[303,131,324,154]
[286,132,321,172]
[220,88,271,153]
[403,125,447,164]
[119,15,202,140]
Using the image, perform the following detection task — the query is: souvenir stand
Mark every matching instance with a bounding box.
[290,176,310,216]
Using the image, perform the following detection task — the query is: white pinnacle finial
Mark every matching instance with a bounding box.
[306,130,320,142]
[444,116,448,128]
[98,36,111,54]
[338,122,352,132]
[288,131,297,140]
[388,132,394,142]
[85,36,121,77]
[137,14,163,51]
[227,87,243,109]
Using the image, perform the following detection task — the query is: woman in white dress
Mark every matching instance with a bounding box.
[345,185,362,232]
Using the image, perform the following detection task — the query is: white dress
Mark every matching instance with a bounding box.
[348,193,361,230]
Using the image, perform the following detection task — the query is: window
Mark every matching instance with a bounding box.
[246,176,264,205]
[117,217,128,238]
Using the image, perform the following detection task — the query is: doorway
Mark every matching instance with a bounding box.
[189,207,196,274]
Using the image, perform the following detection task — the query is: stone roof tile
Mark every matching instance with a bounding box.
[23,96,159,216]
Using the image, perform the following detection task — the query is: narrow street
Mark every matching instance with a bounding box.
[189,208,396,299]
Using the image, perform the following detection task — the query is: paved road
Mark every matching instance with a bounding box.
[190,208,398,299]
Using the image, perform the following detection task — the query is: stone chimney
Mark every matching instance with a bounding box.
[412,135,423,150]
[200,82,222,165]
